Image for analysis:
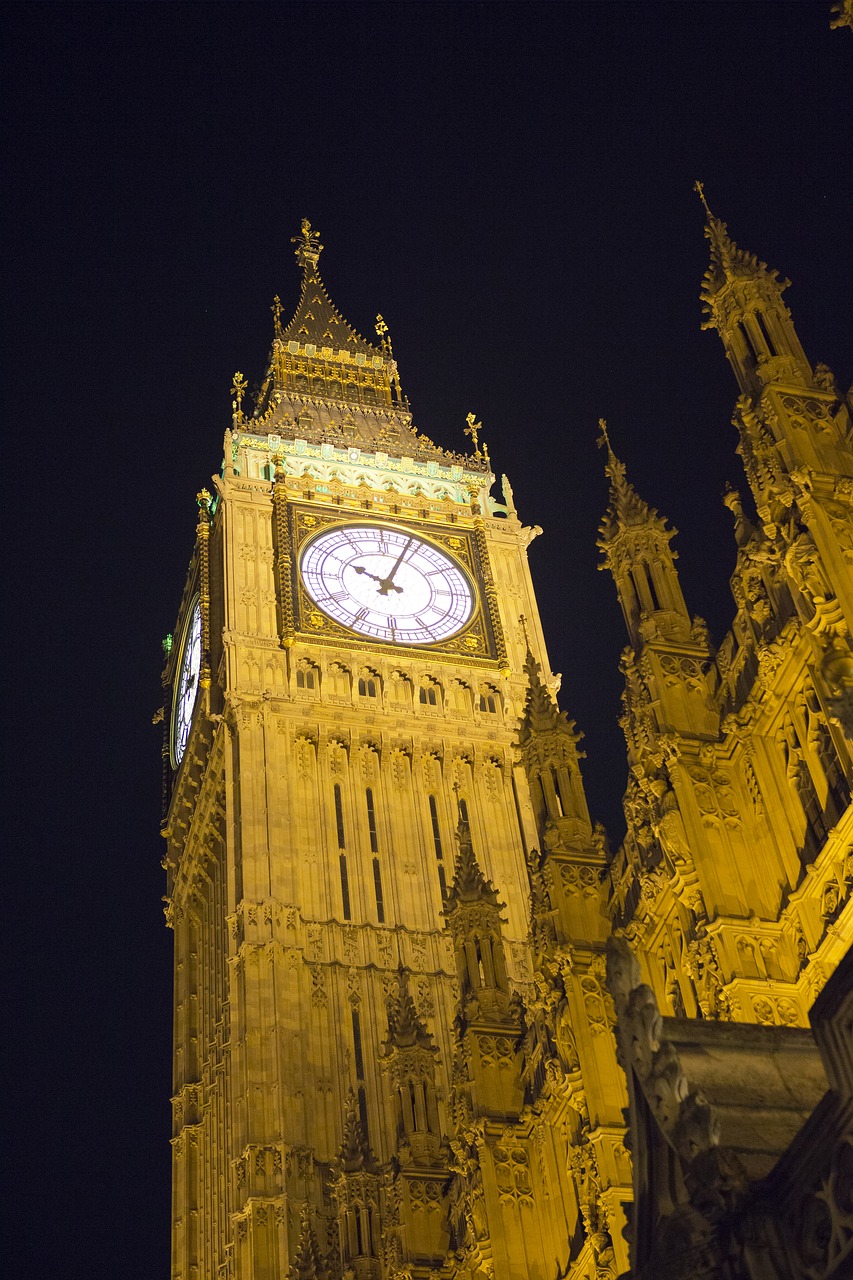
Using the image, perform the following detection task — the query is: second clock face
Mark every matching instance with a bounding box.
[300,523,475,644]
[172,598,202,768]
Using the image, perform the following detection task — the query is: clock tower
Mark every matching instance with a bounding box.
[161,221,630,1280]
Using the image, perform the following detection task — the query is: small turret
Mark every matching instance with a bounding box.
[443,813,511,1023]
[382,968,443,1166]
[696,182,813,401]
[597,420,692,649]
[517,631,592,843]
[333,1091,382,1280]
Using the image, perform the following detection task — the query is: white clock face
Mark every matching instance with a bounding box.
[172,599,202,767]
[300,524,475,644]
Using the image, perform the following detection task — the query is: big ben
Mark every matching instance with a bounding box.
[161,219,631,1280]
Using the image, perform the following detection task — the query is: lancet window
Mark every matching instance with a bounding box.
[351,1010,370,1139]
[754,310,776,356]
[334,784,351,920]
[782,718,828,863]
[428,795,447,898]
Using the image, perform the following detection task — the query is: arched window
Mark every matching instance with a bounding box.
[428,795,447,897]
[479,691,497,714]
[754,311,776,355]
[419,685,438,706]
[738,320,758,361]
[334,783,351,919]
[372,857,385,923]
[296,666,316,690]
[358,676,378,698]
[365,788,379,853]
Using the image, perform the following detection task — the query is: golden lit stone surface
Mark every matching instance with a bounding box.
[161,218,852,1280]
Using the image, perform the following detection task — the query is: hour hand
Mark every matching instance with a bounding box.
[354,565,404,595]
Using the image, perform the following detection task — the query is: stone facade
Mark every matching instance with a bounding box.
[160,212,851,1280]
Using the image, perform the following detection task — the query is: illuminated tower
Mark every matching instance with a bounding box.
[603,196,852,1039]
[160,222,628,1280]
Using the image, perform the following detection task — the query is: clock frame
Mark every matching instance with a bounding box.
[288,507,497,660]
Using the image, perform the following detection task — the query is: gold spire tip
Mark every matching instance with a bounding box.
[693,179,713,220]
[464,412,482,453]
[292,218,323,269]
[597,417,611,450]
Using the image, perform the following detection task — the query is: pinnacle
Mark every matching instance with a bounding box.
[338,1087,376,1173]
[445,813,502,908]
[517,642,576,745]
[597,420,662,542]
[386,967,433,1049]
[290,1205,327,1280]
[696,202,787,305]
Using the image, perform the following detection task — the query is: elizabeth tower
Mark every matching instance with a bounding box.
[161,222,629,1280]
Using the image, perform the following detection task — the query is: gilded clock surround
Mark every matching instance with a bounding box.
[291,510,493,657]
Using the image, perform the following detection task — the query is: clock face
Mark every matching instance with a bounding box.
[300,524,475,644]
[172,599,202,767]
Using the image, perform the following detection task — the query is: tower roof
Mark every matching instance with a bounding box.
[279,220,383,359]
[245,219,489,470]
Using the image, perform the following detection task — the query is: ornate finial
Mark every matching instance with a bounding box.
[693,179,713,220]
[292,218,323,270]
[197,487,212,512]
[597,418,618,466]
[375,313,393,356]
[231,372,247,422]
[464,412,482,454]
[271,295,283,337]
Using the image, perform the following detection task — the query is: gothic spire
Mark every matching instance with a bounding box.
[289,1206,327,1280]
[445,812,502,909]
[695,192,790,328]
[338,1087,377,1173]
[693,184,812,394]
[386,967,433,1050]
[597,420,664,543]
[597,421,691,646]
[517,630,580,745]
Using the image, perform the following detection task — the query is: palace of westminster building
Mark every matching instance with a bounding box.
[160,201,852,1280]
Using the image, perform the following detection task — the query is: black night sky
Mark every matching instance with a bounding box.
[7,3,851,1276]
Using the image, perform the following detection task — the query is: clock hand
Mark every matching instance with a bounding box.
[375,536,414,595]
[354,565,404,593]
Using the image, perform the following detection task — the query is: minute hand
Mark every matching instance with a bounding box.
[376,536,413,595]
